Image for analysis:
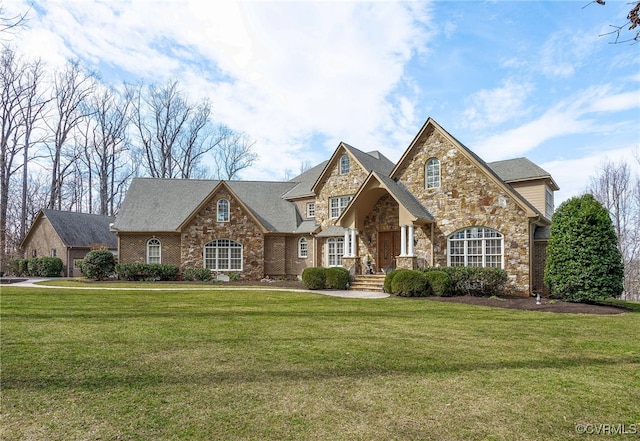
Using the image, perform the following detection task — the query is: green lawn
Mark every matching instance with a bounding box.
[1,286,638,441]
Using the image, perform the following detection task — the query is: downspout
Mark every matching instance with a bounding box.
[430,223,434,267]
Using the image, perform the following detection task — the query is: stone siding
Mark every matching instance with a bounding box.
[180,187,265,280]
[315,149,369,228]
[395,127,532,295]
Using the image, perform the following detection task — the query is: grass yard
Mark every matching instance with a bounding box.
[1,286,639,441]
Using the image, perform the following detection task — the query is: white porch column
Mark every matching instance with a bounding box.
[408,224,415,256]
[400,225,407,256]
[350,228,357,257]
[343,229,350,256]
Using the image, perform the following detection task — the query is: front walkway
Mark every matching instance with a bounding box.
[1,278,389,299]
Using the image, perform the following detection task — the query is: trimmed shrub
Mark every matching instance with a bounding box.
[383,269,407,294]
[421,267,507,297]
[325,267,350,289]
[115,263,179,281]
[183,267,212,281]
[424,270,451,296]
[82,250,116,280]
[302,267,326,290]
[17,258,29,276]
[38,257,63,277]
[27,258,43,277]
[391,270,431,297]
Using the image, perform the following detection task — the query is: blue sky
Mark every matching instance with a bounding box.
[7,0,640,205]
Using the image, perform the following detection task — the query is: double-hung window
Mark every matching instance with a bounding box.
[298,237,308,258]
[327,237,344,266]
[329,196,352,219]
[217,199,229,222]
[425,158,441,188]
[147,238,161,264]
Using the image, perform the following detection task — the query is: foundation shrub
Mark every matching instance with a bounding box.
[383,269,407,294]
[325,267,350,290]
[425,267,507,296]
[302,267,326,290]
[423,270,451,296]
[183,267,212,281]
[391,270,431,297]
[82,251,116,281]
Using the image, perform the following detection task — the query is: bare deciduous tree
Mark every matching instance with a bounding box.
[585,0,640,44]
[588,155,640,300]
[131,79,256,180]
[46,61,96,209]
[0,48,47,263]
[82,85,132,215]
[213,130,257,180]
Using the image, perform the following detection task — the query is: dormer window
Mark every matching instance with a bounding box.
[339,154,350,174]
[425,158,441,188]
[217,199,229,222]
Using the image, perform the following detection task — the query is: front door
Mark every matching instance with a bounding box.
[378,230,401,272]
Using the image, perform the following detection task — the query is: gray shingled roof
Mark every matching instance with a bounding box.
[42,209,116,248]
[373,172,434,222]
[488,158,552,182]
[112,178,219,231]
[112,178,300,233]
[282,160,328,199]
[227,181,300,232]
[343,145,395,176]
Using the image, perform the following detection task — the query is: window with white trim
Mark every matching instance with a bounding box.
[298,237,308,258]
[306,202,315,218]
[327,237,344,266]
[448,227,503,268]
[147,238,161,264]
[339,154,350,174]
[204,239,242,271]
[545,187,554,218]
[217,199,229,222]
[425,157,441,188]
[329,196,352,219]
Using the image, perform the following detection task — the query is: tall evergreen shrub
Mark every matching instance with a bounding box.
[544,194,624,302]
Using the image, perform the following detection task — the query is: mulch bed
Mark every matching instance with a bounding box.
[425,295,627,315]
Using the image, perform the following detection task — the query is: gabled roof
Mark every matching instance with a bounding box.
[391,117,544,220]
[337,170,434,228]
[282,160,328,200]
[311,143,395,193]
[488,157,559,190]
[22,209,117,249]
[112,178,300,233]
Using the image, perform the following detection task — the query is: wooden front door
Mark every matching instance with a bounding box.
[378,230,401,272]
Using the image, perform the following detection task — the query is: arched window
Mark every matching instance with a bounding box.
[327,237,344,266]
[147,238,161,264]
[448,227,503,268]
[217,199,229,222]
[425,158,441,188]
[298,237,308,258]
[204,239,242,271]
[339,154,350,174]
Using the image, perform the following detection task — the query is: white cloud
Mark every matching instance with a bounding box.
[543,146,638,205]
[462,79,534,130]
[472,84,640,161]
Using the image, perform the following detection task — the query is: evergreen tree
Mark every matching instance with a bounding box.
[544,194,624,302]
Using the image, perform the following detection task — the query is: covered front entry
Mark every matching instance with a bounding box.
[378,230,400,271]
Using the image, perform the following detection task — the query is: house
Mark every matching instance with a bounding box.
[21,209,117,277]
[112,118,558,296]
